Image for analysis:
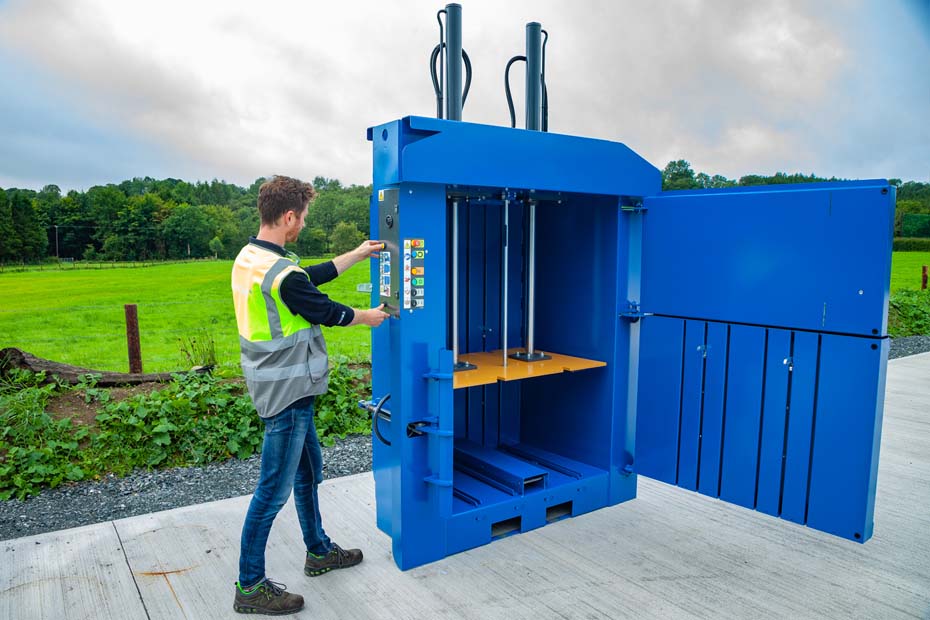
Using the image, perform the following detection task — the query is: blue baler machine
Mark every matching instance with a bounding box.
[362,4,893,571]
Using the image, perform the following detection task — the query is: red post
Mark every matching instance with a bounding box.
[125,304,143,373]
[922,265,928,291]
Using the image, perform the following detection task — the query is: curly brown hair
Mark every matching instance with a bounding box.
[257,176,317,225]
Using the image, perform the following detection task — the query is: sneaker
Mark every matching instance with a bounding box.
[304,543,363,577]
[233,579,304,615]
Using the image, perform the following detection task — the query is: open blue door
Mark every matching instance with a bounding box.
[635,180,894,542]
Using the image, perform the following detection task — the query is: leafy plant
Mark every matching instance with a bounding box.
[888,289,930,337]
[0,361,372,500]
[313,357,370,446]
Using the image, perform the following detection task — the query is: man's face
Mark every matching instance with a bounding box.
[283,206,307,243]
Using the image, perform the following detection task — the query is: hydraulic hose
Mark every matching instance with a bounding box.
[541,29,549,132]
[430,45,473,118]
[504,55,526,128]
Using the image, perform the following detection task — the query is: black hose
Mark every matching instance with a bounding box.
[433,10,446,119]
[541,29,549,132]
[462,49,472,105]
[431,44,473,117]
[430,44,443,118]
[504,55,526,128]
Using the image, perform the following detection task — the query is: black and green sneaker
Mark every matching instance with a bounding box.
[233,579,304,615]
[304,543,363,577]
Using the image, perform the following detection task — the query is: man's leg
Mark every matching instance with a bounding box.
[292,399,332,556]
[238,404,311,589]
[293,399,363,576]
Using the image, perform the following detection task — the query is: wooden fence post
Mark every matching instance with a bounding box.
[124,304,143,373]
[923,265,928,291]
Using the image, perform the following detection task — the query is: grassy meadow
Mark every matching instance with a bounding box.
[889,251,930,293]
[2,251,929,375]
[0,259,375,373]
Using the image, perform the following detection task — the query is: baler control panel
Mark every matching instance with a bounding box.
[377,187,427,315]
[403,239,426,310]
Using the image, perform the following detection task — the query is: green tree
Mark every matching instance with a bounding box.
[0,189,16,262]
[662,160,700,190]
[296,227,328,257]
[208,236,224,258]
[162,203,213,258]
[9,190,47,261]
[330,221,363,254]
[56,191,96,259]
[86,185,129,246]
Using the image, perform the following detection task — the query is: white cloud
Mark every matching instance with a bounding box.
[0,0,927,189]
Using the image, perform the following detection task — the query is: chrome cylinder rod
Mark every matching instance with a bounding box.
[527,200,536,353]
[511,198,550,362]
[453,198,475,372]
[453,199,460,363]
[502,197,509,367]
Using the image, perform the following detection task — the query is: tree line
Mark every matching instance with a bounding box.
[0,176,370,263]
[661,160,930,237]
[1,165,928,263]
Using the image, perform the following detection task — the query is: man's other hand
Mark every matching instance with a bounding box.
[354,303,388,327]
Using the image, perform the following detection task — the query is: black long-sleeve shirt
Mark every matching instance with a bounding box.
[249,238,355,327]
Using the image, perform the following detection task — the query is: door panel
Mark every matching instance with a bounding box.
[635,181,893,543]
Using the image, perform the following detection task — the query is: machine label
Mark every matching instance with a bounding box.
[403,239,426,310]
[379,251,391,297]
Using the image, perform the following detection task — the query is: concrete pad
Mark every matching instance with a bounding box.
[1,351,928,619]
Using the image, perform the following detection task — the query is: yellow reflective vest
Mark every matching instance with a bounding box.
[232,243,329,417]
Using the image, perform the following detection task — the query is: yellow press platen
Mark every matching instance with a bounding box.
[453,349,607,389]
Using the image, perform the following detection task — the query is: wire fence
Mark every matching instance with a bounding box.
[0,298,371,374]
[0,258,224,274]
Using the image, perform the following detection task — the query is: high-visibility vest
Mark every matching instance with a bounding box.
[231,242,329,418]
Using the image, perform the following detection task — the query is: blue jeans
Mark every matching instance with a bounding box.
[238,399,332,587]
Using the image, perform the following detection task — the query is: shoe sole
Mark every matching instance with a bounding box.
[234,603,305,615]
[304,561,362,577]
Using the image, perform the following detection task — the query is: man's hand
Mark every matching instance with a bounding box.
[333,239,384,275]
[349,303,388,327]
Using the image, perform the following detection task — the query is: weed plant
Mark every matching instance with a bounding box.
[0,362,371,500]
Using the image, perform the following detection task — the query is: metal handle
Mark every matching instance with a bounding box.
[359,394,392,446]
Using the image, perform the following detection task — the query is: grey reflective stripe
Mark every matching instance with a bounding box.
[260,259,295,339]
[239,329,312,353]
[242,361,312,382]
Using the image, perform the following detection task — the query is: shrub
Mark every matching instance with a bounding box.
[888,289,930,337]
[893,237,930,252]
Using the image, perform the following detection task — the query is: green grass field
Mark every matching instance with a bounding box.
[2,252,929,374]
[0,259,375,373]
[890,252,930,293]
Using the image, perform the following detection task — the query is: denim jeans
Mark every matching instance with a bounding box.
[238,398,332,587]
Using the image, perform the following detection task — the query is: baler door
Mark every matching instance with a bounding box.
[634,181,894,543]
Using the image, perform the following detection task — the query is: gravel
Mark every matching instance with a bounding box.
[0,434,372,541]
[888,335,930,360]
[2,338,928,542]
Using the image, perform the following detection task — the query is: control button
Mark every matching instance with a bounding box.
[411,267,423,275]
[412,299,424,308]
[413,277,424,286]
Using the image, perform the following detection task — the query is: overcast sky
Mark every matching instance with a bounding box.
[0,0,927,192]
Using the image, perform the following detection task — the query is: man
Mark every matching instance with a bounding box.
[230,175,387,615]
